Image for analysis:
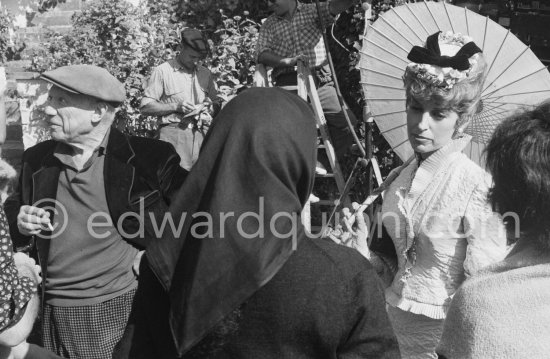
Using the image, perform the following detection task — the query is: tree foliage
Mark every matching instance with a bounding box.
[28,0,400,203]
[30,0,268,136]
[37,0,67,13]
[31,0,183,136]
[0,9,26,62]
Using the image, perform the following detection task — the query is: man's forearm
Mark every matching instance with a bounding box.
[329,0,359,15]
[140,100,179,117]
[258,51,295,69]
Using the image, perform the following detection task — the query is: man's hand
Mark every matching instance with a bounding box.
[13,253,41,285]
[201,100,214,115]
[258,51,308,69]
[177,101,195,115]
[16,206,51,237]
[281,53,308,67]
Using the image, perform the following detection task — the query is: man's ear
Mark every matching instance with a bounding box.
[92,101,109,124]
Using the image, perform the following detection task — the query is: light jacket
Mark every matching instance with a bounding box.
[438,239,550,358]
[381,135,507,319]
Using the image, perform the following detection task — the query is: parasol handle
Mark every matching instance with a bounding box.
[323,155,414,237]
[355,155,415,213]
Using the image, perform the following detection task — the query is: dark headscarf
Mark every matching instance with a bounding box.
[146,87,317,356]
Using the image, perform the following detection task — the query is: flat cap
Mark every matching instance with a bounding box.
[181,28,209,56]
[41,65,126,104]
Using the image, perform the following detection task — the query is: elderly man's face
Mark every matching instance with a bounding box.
[44,86,98,145]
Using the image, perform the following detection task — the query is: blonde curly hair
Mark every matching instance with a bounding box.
[404,49,487,129]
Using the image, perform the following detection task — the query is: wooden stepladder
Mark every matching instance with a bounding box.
[296,61,351,233]
[253,61,355,234]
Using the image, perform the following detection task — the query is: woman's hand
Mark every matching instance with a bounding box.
[327,203,371,259]
[344,203,371,259]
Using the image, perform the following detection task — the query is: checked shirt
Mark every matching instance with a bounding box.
[256,2,335,79]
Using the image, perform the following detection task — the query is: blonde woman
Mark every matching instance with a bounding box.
[346,32,508,358]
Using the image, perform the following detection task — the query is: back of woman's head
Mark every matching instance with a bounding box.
[485,100,550,248]
[154,87,319,356]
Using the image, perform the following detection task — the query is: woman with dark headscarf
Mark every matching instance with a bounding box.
[114,87,399,359]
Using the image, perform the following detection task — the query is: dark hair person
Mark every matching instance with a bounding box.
[438,100,550,358]
[114,88,400,358]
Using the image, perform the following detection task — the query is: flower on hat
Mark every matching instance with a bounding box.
[406,31,480,90]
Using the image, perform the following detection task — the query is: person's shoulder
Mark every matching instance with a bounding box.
[449,269,503,317]
[196,65,213,79]
[452,153,492,189]
[261,14,279,28]
[22,140,56,163]
[126,135,179,168]
[299,2,317,11]
[151,60,175,75]
[196,64,211,72]
[297,2,322,17]
[126,135,183,178]
[128,135,176,157]
[25,139,56,153]
[301,238,375,279]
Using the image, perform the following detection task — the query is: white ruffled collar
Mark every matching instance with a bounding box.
[407,135,472,201]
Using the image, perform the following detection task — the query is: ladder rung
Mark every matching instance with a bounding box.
[311,199,337,206]
[280,85,298,91]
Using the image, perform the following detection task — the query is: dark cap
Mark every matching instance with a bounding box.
[181,28,209,56]
[40,65,126,104]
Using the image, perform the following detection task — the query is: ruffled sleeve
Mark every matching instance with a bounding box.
[0,208,37,332]
[462,176,507,277]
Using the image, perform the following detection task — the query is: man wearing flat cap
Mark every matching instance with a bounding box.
[3,65,187,358]
[141,28,220,171]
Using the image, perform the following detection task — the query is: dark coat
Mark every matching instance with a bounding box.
[3,126,187,281]
[216,238,401,359]
[115,238,400,359]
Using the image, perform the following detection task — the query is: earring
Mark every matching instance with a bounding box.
[452,127,464,139]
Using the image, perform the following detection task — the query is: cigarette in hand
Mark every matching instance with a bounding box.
[47,221,54,231]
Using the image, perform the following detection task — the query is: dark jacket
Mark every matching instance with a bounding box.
[215,237,400,359]
[3,127,187,281]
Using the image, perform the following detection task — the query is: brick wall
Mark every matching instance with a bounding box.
[3,67,49,169]
[1,0,82,166]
